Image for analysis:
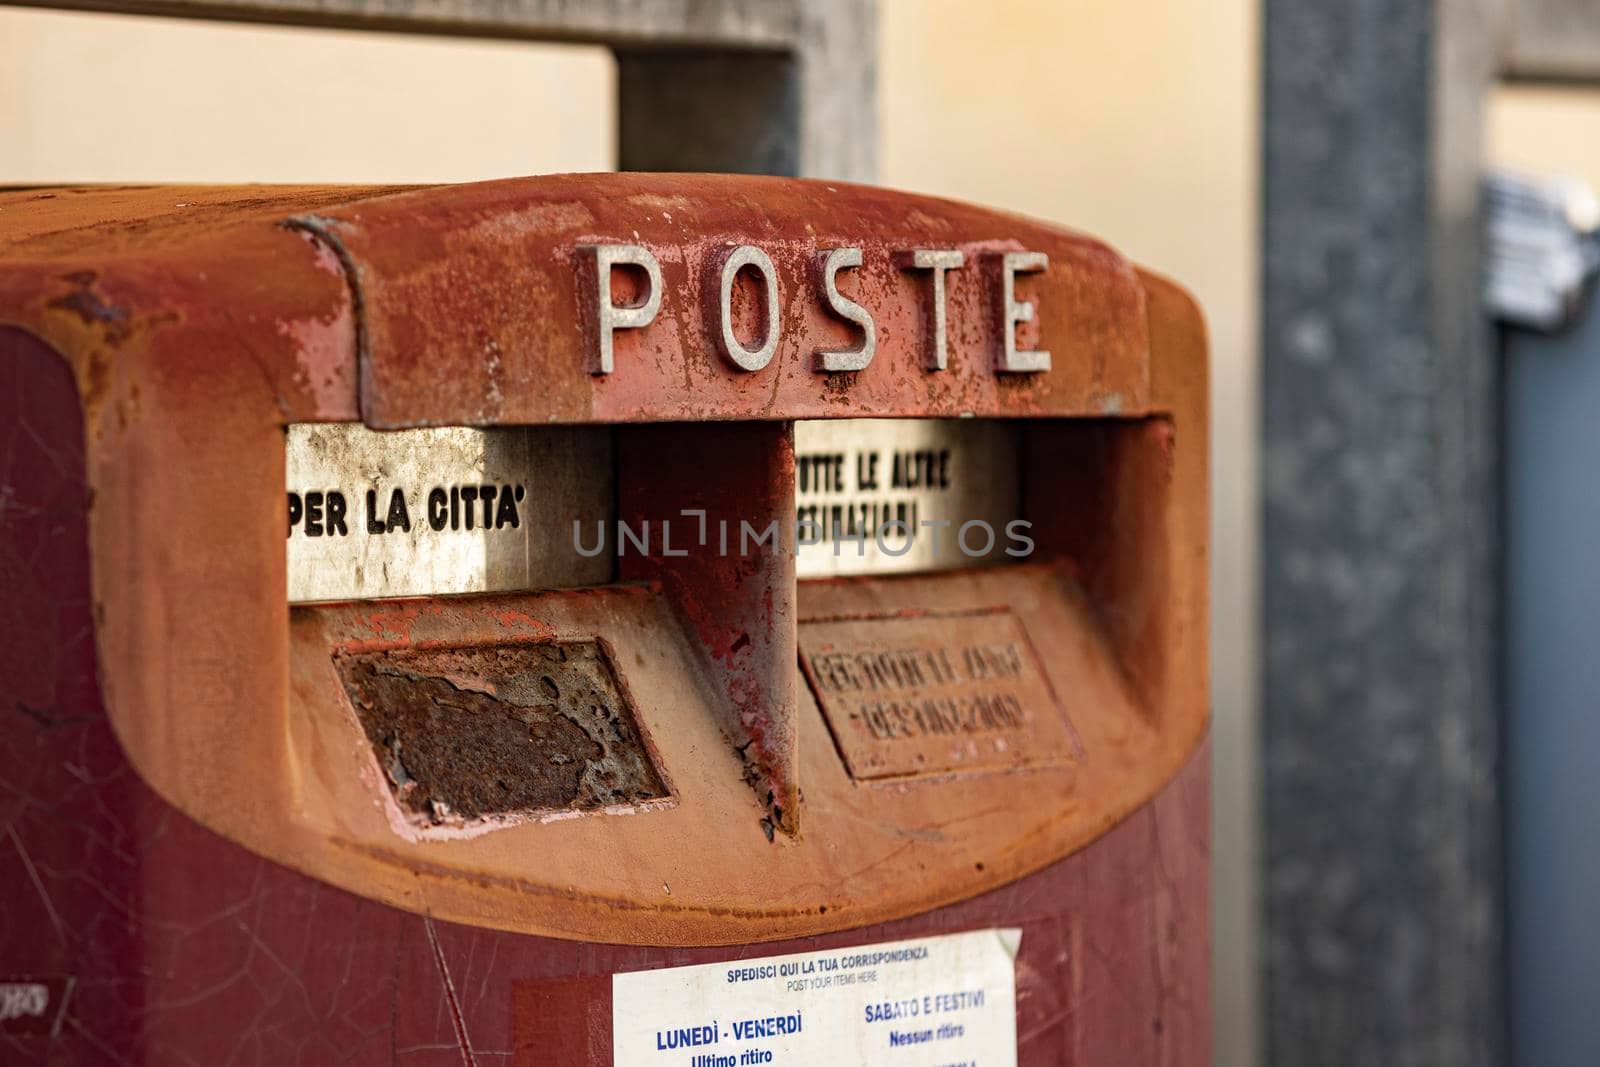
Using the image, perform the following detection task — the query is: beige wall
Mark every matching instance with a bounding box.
[880,5,1261,1066]
[1490,83,1600,191]
[0,9,616,182]
[2,6,1262,1066]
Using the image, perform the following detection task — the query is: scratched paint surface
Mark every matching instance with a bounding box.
[0,173,1209,1060]
[0,326,1207,1061]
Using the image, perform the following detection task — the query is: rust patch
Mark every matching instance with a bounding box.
[47,271,131,345]
[337,641,666,825]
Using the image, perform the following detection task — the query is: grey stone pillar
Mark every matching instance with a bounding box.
[1262,1,1504,1064]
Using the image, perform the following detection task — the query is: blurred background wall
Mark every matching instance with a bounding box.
[0,0,1262,1061]
[1490,84,1600,191]
[0,9,618,181]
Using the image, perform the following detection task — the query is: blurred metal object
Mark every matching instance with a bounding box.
[1484,169,1600,332]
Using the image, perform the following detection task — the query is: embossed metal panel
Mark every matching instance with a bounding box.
[798,609,1080,780]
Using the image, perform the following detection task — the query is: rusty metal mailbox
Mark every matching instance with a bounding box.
[0,175,1209,1064]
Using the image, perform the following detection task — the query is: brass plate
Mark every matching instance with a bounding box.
[799,609,1081,780]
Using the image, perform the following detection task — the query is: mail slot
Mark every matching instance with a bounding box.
[0,175,1209,1064]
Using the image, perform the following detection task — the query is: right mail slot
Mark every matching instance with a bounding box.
[794,417,1022,577]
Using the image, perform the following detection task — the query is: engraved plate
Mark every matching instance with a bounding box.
[793,418,1022,578]
[286,424,613,603]
[611,928,1021,1066]
[798,610,1080,780]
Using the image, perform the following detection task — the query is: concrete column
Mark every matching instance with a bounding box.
[616,0,877,180]
[1261,1,1504,1063]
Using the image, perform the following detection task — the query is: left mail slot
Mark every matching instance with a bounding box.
[285,423,615,603]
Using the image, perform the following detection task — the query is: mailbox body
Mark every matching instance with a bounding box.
[0,177,1209,1064]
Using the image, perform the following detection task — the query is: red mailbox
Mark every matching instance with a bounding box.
[0,174,1209,1065]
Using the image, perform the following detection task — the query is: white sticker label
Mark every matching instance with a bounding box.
[612,928,1020,1067]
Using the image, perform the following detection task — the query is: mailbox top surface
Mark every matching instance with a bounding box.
[0,174,1183,428]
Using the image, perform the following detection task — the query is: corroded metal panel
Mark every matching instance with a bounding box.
[283,174,1150,428]
[339,640,668,829]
